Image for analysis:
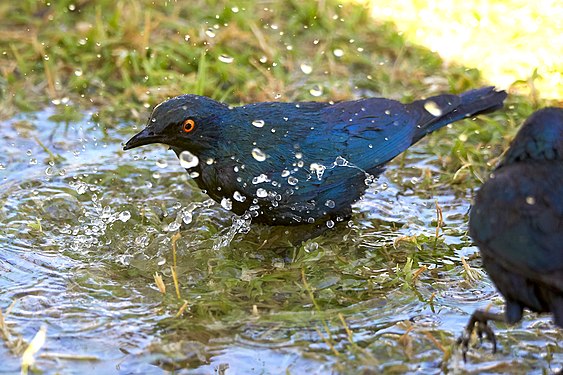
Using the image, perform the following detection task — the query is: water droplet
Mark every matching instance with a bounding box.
[221,197,233,210]
[259,56,267,63]
[252,148,267,162]
[295,152,303,159]
[190,171,200,178]
[29,158,38,165]
[45,167,53,175]
[325,200,335,208]
[156,159,168,168]
[326,220,335,228]
[309,85,323,97]
[205,28,216,38]
[206,158,214,165]
[525,196,536,205]
[304,242,319,252]
[252,119,265,128]
[333,49,344,57]
[184,34,191,42]
[218,54,234,64]
[179,151,199,168]
[424,100,443,117]
[287,176,298,185]
[310,163,326,180]
[281,170,290,177]
[335,156,348,166]
[74,68,83,77]
[167,221,181,231]
[182,209,193,225]
[384,110,391,115]
[252,174,270,184]
[233,191,246,202]
[300,63,313,74]
[68,4,76,11]
[256,188,268,198]
[75,182,87,195]
[157,257,167,266]
[231,6,239,13]
[118,211,131,222]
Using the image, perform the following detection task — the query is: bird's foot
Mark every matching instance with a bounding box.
[457,309,505,362]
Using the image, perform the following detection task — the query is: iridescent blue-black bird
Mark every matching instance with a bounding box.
[459,107,563,359]
[124,87,506,226]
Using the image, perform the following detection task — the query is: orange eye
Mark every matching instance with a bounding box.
[182,119,195,133]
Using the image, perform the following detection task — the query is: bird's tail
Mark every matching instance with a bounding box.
[411,86,507,143]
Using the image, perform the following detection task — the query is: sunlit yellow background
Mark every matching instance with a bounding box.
[357,0,562,99]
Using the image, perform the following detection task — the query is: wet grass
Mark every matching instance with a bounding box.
[0,0,561,374]
[1,1,558,186]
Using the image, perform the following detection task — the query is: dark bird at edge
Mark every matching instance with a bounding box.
[124,87,506,226]
[458,107,563,360]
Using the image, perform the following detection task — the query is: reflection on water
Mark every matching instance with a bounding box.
[0,109,561,374]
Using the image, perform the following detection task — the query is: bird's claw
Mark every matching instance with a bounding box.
[457,310,500,362]
[475,320,497,352]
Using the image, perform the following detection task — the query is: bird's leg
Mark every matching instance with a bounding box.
[457,309,505,362]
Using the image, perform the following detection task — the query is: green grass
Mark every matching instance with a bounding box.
[1,0,557,189]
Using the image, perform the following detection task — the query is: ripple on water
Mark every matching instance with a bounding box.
[0,109,173,373]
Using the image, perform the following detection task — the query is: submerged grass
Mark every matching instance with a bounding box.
[0,302,27,356]
[0,0,561,373]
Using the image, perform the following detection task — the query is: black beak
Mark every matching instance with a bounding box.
[123,127,162,150]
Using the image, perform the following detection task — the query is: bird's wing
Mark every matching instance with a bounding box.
[237,98,421,172]
[469,162,563,288]
[317,98,420,173]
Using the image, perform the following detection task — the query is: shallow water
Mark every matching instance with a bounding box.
[0,108,561,374]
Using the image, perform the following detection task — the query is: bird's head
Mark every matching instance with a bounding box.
[500,107,563,166]
[123,94,229,155]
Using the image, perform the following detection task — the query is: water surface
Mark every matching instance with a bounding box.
[0,109,561,374]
